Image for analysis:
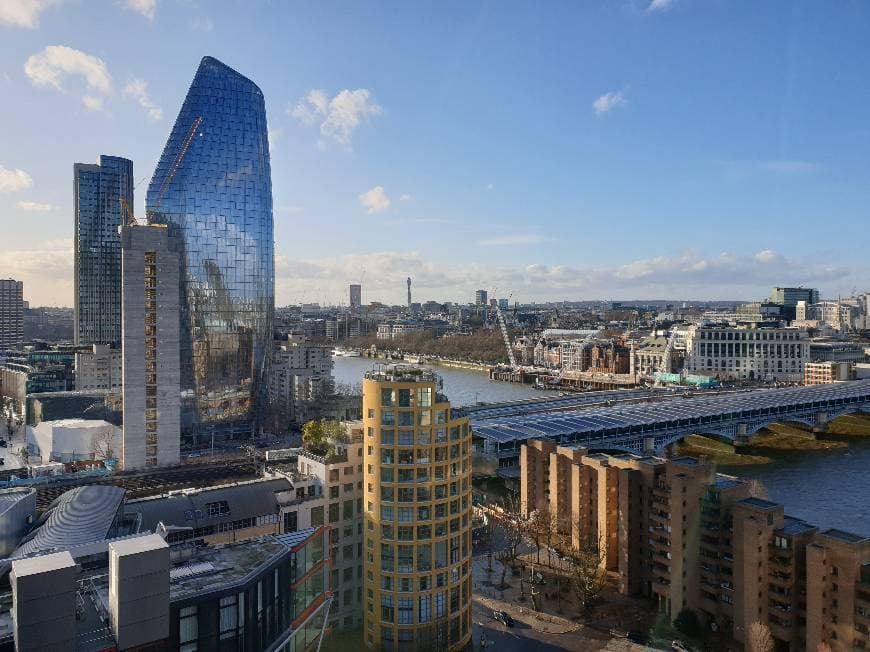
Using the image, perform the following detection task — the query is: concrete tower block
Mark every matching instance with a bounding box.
[109,534,170,650]
[11,551,78,652]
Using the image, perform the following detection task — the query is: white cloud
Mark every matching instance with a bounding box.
[358,186,390,214]
[123,78,162,121]
[290,88,382,146]
[16,200,55,211]
[24,45,112,110]
[593,90,627,116]
[123,0,156,21]
[479,234,552,246]
[0,166,34,193]
[0,0,60,29]
[0,239,73,306]
[647,0,674,13]
[399,193,412,202]
[271,247,862,306]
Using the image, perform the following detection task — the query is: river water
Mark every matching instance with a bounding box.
[333,356,870,536]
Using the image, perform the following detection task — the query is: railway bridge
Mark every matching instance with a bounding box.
[471,380,870,468]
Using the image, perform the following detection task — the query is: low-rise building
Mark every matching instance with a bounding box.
[26,418,120,463]
[804,361,856,385]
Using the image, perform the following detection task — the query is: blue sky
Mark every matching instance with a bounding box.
[1,0,868,306]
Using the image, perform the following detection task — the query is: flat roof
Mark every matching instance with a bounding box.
[738,497,781,510]
[778,516,817,536]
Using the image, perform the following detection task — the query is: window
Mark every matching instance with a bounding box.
[219,593,244,641]
[381,388,394,407]
[310,506,324,527]
[398,508,413,522]
[398,545,413,573]
[329,503,340,523]
[381,595,394,622]
[381,467,394,482]
[398,597,413,624]
[435,591,447,618]
[179,605,198,652]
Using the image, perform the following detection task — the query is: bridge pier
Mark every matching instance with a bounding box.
[813,411,829,433]
[643,437,655,456]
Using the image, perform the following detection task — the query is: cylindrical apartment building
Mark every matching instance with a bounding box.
[363,365,472,651]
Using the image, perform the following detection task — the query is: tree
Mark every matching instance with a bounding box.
[565,536,607,612]
[302,419,347,457]
[90,428,116,459]
[495,495,527,590]
[747,621,774,652]
[528,508,551,566]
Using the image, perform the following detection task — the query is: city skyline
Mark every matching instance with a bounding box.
[1,1,870,306]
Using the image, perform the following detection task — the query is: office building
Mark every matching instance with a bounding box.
[804,361,855,385]
[146,56,274,443]
[474,290,487,307]
[121,224,181,470]
[771,286,820,308]
[4,529,331,652]
[363,366,473,651]
[350,284,362,310]
[75,344,122,391]
[684,324,809,382]
[0,280,24,350]
[519,442,870,652]
[74,155,134,347]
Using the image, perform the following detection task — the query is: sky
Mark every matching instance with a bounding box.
[1,0,869,307]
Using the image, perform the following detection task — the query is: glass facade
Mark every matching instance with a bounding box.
[146,56,274,441]
[74,155,133,347]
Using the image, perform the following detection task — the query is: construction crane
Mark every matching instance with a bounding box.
[490,293,517,370]
[150,115,203,213]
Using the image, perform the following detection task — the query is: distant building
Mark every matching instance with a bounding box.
[75,344,122,392]
[74,155,134,347]
[770,286,820,308]
[474,289,488,306]
[684,324,809,382]
[497,298,509,310]
[804,361,855,385]
[350,284,362,310]
[269,334,334,426]
[809,340,866,363]
[121,224,181,470]
[0,279,24,350]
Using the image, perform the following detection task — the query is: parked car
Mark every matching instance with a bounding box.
[492,611,514,627]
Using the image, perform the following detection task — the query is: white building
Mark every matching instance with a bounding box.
[269,334,334,426]
[684,324,809,382]
[120,224,181,470]
[75,344,122,392]
[27,418,120,463]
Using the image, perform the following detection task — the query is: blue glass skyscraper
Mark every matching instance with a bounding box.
[74,155,133,347]
[146,56,274,442]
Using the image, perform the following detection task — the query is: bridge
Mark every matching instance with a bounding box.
[471,380,870,464]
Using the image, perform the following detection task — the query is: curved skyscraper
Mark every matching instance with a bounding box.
[146,56,274,442]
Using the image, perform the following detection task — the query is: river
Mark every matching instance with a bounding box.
[333,356,870,536]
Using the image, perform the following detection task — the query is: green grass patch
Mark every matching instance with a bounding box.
[677,435,770,465]
[827,414,870,437]
[752,423,847,451]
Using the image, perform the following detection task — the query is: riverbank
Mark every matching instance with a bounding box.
[677,435,770,465]
[355,349,492,372]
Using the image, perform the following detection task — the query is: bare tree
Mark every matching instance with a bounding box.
[748,479,770,500]
[90,428,116,459]
[747,621,774,652]
[565,536,607,612]
[495,495,527,590]
[528,508,551,566]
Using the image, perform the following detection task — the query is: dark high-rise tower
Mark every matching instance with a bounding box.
[74,155,133,346]
[146,56,274,442]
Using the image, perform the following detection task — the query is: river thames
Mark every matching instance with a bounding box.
[333,356,870,535]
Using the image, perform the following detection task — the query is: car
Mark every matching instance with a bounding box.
[0,440,7,447]
[492,610,514,627]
